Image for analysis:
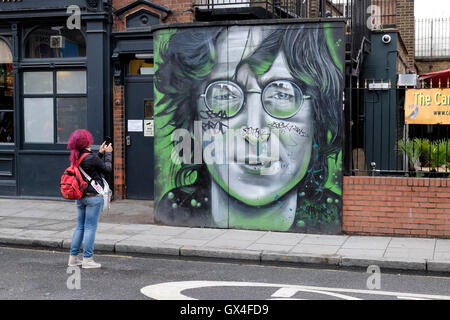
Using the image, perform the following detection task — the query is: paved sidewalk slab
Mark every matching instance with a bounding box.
[434,252,450,260]
[388,238,436,250]
[1,198,449,273]
[205,238,258,250]
[337,248,386,258]
[300,234,348,246]
[254,232,305,246]
[384,248,434,260]
[0,227,24,235]
[246,243,294,253]
[176,228,226,241]
[341,236,391,250]
[435,240,450,252]
[291,244,341,255]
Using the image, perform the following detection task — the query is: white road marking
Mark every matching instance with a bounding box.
[140,280,450,300]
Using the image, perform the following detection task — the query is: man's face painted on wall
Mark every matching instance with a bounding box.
[197,27,314,212]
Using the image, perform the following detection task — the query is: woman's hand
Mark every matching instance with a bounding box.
[99,142,107,154]
[99,142,113,153]
[104,143,113,153]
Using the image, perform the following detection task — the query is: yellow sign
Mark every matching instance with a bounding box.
[405,88,450,124]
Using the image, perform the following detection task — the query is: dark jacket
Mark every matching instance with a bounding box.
[78,149,112,195]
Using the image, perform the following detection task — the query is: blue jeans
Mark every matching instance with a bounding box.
[70,196,103,258]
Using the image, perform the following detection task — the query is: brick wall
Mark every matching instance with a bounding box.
[309,0,319,18]
[416,59,450,74]
[396,0,415,71]
[113,85,126,199]
[113,0,193,31]
[343,176,450,238]
[396,32,409,74]
[111,0,194,199]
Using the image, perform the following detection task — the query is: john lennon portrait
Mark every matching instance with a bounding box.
[153,22,345,234]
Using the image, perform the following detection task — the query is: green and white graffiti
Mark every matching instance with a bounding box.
[154,22,345,234]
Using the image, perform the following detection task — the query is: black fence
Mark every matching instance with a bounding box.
[193,0,308,18]
[192,0,370,20]
[416,18,450,58]
[193,0,371,59]
[350,82,450,178]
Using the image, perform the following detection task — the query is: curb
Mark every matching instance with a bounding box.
[115,242,180,256]
[341,257,427,271]
[427,260,450,272]
[180,246,261,261]
[0,235,448,273]
[261,252,341,266]
[0,236,62,248]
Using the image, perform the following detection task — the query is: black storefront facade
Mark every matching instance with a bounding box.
[0,0,112,198]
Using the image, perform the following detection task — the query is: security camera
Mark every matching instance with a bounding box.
[382,34,392,44]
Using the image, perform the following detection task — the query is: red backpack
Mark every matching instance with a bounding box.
[60,153,89,200]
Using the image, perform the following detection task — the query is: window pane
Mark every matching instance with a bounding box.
[24,72,53,94]
[0,40,14,144]
[24,98,53,143]
[0,41,14,111]
[144,100,154,119]
[57,71,86,94]
[0,112,14,143]
[25,26,86,58]
[0,40,12,64]
[57,98,87,143]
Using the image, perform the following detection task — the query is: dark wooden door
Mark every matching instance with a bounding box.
[125,76,154,199]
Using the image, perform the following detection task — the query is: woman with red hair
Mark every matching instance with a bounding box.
[67,129,113,269]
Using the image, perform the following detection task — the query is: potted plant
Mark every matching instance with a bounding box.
[397,138,424,177]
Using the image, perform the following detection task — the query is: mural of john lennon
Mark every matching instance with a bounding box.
[154,22,344,234]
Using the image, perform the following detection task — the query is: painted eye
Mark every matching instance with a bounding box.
[262,80,304,119]
[270,92,294,101]
[213,92,238,101]
[204,81,244,117]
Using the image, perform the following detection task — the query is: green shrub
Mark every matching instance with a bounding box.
[398,138,450,172]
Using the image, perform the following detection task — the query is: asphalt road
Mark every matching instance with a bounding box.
[1,245,450,301]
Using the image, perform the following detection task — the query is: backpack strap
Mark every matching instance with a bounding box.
[76,153,90,167]
[77,153,105,195]
[76,152,93,186]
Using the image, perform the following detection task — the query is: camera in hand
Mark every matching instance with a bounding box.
[105,136,112,145]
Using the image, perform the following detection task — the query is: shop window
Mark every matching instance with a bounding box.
[129,59,154,75]
[23,70,87,144]
[56,97,87,143]
[25,26,86,59]
[24,98,53,143]
[23,71,53,94]
[0,39,14,143]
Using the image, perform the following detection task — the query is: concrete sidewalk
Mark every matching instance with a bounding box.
[1,198,450,273]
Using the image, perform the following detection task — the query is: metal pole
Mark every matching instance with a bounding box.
[430,19,434,58]
[320,0,326,17]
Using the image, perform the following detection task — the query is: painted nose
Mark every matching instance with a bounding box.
[243,92,270,145]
